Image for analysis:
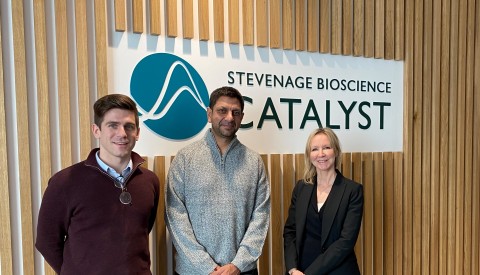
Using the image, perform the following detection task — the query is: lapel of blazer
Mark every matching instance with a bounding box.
[296,181,314,247]
[321,173,346,247]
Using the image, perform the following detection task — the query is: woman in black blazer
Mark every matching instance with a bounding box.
[284,128,364,275]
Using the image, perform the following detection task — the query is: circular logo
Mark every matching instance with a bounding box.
[130,53,209,140]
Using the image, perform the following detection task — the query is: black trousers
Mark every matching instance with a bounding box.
[175,268,258,275]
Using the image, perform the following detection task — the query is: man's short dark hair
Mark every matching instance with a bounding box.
[209,86,244,111]
[93,94,139,128]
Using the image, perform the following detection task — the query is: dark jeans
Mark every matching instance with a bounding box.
[175,268,258,275]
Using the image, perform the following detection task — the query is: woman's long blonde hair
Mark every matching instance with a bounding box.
[303,128,342,184]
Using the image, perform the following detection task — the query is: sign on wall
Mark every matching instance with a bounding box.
[109,35,403,156]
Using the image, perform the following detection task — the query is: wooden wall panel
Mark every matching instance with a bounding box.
[153,156,167,275]
[198,0,209,40]
[258,155,270,275]
[256,0,268,47]
[269,0,281,48]
[395,0,405,60]
[228,0,239,44]
[385,0,395,59]
[183,0,194,39]
[75,0,92,160]
[242,0,254,45]
[331,0,342,54]
[270,154,283,275]
[114,0,126,31]
[132,0,143,33]
[12,1,34,274]
[307,0,319,52]
[353,0,364,56]
[282,0,294,50]
[166,0,178,37]
[0,14,13,275]
[375,0,385,58]
[343,0,353,55]
[213,0,225,42]
[319,0,330,53]
[295,0,306,51]
[365,0,375,57]
[94,0,108,98]
[150,0,161,35]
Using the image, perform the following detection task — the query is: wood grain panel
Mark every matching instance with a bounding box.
[382,153,394,274]
[132,0,143,33]
[455,1,468,272]
[353,0,364,56]
[362,153,373,275]
[166,0,178,37]
[395,0,405,60]
[438,0,451,274]
[283,154,295,222]
[373,153,383,274]
[319,0,330,53]
[295,0,306,51]
[154,156,167,275]
[55,0,72,168]
[342,0,353,55]
[307,0,318,52]
[34,1,53,272]
[421,0,433,273]
[12,1,34,274]
[242,0,254,45]
[351,153,363,273]
[430,0,442,273]
[258,154,270,275]
[281,0,294,50]
[75,0,92,160]
[183,0,194,39]
[256,0,268,47]
[95,0,108,98]
[213,0,225,42]
[0,16,13,275]
[294,154,304,182]
[150,0,161,35]
[473,4,480,270]
[270,154,283,275]
[114,0,126,31]
[393,152,403,275]
[228,0,239,44]
[385,0,394,59]
[331,0,341,54]
[375,0,385,58]
[402,0,415,273]
[198,0,209,40]
[463,0,476,274]
[269,0,281,48]
[364,0,375,57]
[448,1,459,274]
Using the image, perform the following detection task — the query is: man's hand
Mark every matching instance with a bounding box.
[210,263,240,275]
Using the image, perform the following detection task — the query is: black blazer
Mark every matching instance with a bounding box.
[283,170,363,275]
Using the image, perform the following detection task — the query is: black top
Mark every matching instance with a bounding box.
[299,183,327,271]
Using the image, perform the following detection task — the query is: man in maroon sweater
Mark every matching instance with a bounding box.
[36,94,160,274]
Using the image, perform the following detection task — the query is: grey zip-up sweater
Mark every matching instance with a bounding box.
[166,129,270,275]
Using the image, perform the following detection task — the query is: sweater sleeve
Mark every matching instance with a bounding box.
[165,153,218,274]
[231,155,271,271]
[35,178,69,273]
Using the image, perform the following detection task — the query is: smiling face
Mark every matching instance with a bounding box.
[207,96,244,142]
[92,108,139,167]
[309,133,337,173]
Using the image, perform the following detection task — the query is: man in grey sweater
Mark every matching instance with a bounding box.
[165,86,270,275]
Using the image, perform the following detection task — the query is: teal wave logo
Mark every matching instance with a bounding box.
[130,53,209,140]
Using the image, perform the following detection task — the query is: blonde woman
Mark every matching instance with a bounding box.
[284,128,363,275]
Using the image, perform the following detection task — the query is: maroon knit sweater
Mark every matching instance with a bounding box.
[36,149,159,275]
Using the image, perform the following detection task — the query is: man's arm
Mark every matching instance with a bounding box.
[165,154,218,274]
[35,179,69,273]
[230,156,271,271]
